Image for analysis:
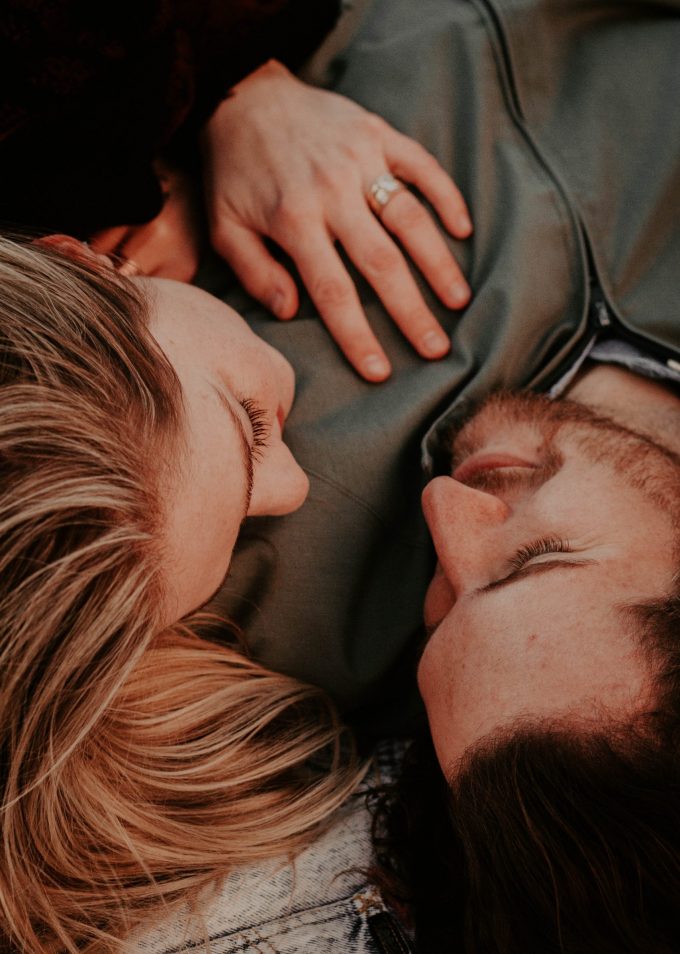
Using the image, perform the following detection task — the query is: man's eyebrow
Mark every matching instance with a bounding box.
[477,558,597,594]
[213,386,254,515]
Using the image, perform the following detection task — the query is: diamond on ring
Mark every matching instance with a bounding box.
[368,173,405,215]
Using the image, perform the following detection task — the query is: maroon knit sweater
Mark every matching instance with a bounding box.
[0,0,340,236]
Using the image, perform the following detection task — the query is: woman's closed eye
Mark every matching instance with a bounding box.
[239,397,271,458]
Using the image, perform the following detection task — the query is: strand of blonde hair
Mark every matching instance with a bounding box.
[0,237,364,953]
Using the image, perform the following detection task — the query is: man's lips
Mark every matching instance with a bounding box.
[452,453,537,484]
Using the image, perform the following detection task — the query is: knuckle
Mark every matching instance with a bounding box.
[364,111,388,137]
[364,243,401,277]
[414,147,440,174]
[314,157,356,190]
[274,198,315,233]
[312,276,352,309]
[407,312,436,336]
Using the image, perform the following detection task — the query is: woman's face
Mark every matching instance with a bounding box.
[143,279,309,624]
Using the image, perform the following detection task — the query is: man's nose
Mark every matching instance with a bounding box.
[421,476,511,593]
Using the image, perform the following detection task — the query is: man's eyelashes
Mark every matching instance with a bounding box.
[508,536,572,571]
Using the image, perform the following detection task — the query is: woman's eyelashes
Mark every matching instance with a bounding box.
[239,397,271,458]
[508,535,572,571]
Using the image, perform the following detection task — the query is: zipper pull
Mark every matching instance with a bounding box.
[592,296,611,328]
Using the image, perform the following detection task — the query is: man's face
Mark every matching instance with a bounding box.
[418,393,679,776]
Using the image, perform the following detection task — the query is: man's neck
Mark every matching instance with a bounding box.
[566,362,680,456]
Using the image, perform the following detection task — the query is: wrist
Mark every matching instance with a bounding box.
[234,58,292,92]
[203,58,294,140]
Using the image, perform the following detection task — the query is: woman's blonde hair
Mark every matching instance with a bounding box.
[0,237,362,952]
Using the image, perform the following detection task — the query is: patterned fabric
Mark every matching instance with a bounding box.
[129,742,413,954]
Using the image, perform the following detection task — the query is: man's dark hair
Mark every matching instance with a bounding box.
[373,593,680,953]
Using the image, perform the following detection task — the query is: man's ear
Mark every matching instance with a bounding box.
[33,234,115,270]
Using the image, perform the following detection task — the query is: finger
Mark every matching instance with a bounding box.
[212,220,299,319]
[378,190,470,309]
[384,132,472,238]
[116,229,161,277]
[290,229,392,381]
[131,251,198,283]
[335,207,451,360]
[90,225,135,256]
[120,226,198,282]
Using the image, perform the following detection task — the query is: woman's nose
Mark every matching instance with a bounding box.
[421,476,511,593]
[247,438,309,517]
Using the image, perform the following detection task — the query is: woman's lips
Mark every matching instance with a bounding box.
[452,453,537,484]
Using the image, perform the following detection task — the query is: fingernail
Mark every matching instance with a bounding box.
[363,354,391,379]
[450,283,470,308]
[421,330,450,357]
[271,290,288,318]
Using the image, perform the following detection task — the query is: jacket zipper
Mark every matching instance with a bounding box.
[472,0,680,383]
[589,278,680,369]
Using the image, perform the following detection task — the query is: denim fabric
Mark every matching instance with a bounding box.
[588,339,680,387]
[549,335,680,399]
[129,743,412,953]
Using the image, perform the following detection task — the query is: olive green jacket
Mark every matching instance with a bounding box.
[206,0,680,733]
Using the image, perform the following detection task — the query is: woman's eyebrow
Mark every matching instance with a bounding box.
[477,558,597,594]
[213,386,254,514]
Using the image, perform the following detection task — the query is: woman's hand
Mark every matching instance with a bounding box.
[91,164,201,282]
[202,60,472,381]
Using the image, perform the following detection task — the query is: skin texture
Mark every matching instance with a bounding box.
[92,165,202,283]
[58,59,473,382]
[203,60,472,381]
[418,376,680,776]
[145,279,309,625]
